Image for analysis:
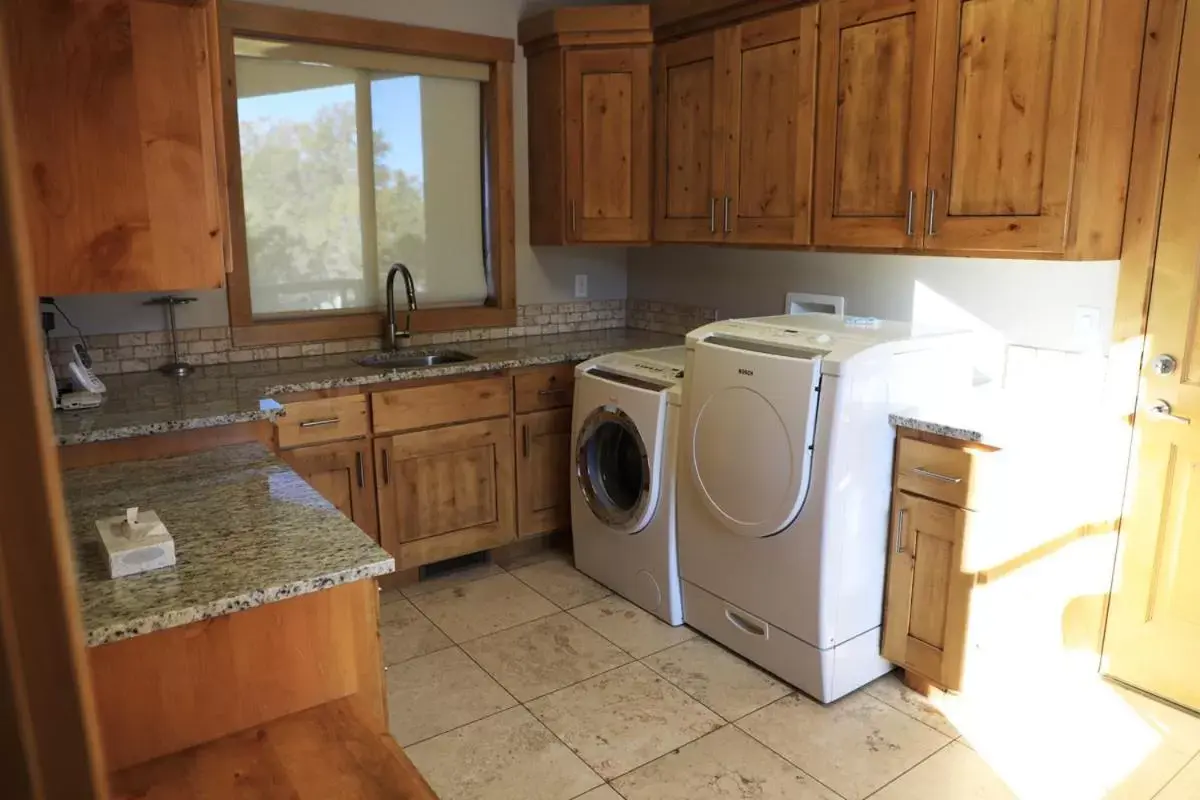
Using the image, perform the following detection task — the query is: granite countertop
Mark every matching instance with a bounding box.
[55,328,679,446]
[63,443,394,647]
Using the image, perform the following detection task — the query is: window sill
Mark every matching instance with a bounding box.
[230,306,517,349]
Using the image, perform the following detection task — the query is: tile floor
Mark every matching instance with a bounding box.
[381,550,1200,800]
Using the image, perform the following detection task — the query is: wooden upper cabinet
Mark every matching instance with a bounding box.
[520,6,653,245]
[925,0,1086,255]
[564,48,652,243]
[6,0,226,296]
[724,5,819,245]
[654,31,725,243]
[813,0,937,250]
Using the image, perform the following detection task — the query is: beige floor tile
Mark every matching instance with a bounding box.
[863,672,961,738]
[463,613,631,701]
[572,787,623,800]
[511,559,611,609]
[401,561,506,599]
[737,691,951,800]
[527,662,723,780]
[379,596,453,666]
[386,647,516,746]
[499,546,573,571]
[612,725,840,800]
[570,595,695,657]
[643,637,792,721]
[411,573,558,643]
[1157,754,1200,800]
[406,706,603,800]
[870,741,1015,800]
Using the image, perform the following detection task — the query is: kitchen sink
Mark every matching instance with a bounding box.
[354,349,477,369]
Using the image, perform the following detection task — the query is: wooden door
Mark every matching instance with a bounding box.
[516,408,572,537]
[654,31,728,243]
[376,419,516,569]
[1105,7,1200,711]
[812,0,937,249]
[282,440,378,542]
[564,47,652,243]
[723,5,819,246]
[924,0,1088,255]
[6,0,225,296]
[882,491,974,691]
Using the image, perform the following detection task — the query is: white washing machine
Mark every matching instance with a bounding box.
[571,346,687,625]
[678,315,977,701]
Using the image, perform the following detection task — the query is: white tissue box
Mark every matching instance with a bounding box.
[95,509,176,578]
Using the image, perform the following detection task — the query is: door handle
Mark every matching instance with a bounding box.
[926,189,938,237]
[905,190,916,237]
[909,467,961,484]
[299,417,339,428]
[380,450,390,484]
[723,195,732,234]
[569,199,577,234]
[355,450,365,489]
[1148,399,1191,425]
[523,423,531,458]
[709,197,717,234]
[895,507,907,554]
[724,607,768,638]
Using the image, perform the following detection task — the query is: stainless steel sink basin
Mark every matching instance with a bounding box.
[355,349,476,369]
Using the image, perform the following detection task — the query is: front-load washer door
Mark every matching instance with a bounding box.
[576,404,660,534]
[684,338,821,539]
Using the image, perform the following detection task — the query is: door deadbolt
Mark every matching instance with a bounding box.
[1151,354,1178,376]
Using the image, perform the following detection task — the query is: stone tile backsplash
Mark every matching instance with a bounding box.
[626,299,719,335]
[50,300,626,377]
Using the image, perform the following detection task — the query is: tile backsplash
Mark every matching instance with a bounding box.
[626,299,719,335]
[50,300,625,377]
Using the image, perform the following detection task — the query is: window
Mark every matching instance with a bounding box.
[235,39,488,316]
[218,4,516,347]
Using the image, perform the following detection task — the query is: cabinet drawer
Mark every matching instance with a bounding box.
[372,376,511,435]
[895,436,987,509]
[275,395,369,450]
[514,364,575,413]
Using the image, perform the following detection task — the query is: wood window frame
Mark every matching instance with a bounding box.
[217,1,517,348]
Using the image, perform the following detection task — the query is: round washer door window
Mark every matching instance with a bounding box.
[576,407,653,532]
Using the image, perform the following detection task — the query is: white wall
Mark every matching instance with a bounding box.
[50,0,630,335]
[628,247,1121,353]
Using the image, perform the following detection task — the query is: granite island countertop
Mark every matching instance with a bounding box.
[63,442,394,647]
[55,328,679,446]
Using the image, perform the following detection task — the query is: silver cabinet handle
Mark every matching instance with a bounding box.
[709,197,717,234]
[569,199,577,234]
[910,466,961,484]
[723,195,732,234]
[1149,399,1191,424]
[523,423,531,459]
[299,417,339,428]
[538,387,569,396]
[926,189,938,237]
[381,450,390,485]
[355,450,365,489]
[905,190,916,237]
[895,507,907,554]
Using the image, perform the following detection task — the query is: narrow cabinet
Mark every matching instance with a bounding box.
[282,440,378,542]
[812,0,937,250]
[516,409,573,537]
[520,7,653,245]
[375,419,516,571]
[881,490,975,691]
[5,0,227,295]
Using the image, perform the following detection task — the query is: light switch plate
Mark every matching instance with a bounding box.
[574,274,588,298]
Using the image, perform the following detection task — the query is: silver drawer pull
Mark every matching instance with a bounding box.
[299,417,340,428]
[910,466,961,484]
[538,388,569,396]
[724,608,767,638]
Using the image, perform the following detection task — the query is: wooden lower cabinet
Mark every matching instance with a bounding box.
[882,490,975,691]
[281,439,378,542]
[516,408,573,537]
[375,418,516,570]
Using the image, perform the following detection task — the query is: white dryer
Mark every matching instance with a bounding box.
[571,347,687,625]
[677,315,976,701]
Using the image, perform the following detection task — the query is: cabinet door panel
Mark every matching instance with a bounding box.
[926,0,1087,254]
[564,47,651,243]
[813,0,936,249]
[377,419,516,569]
[726,6,818,245]
[881,491,973,690]
[654,32,725,242]
[517,409,573,537]
[8,0,224,295]
[283,441,378,542]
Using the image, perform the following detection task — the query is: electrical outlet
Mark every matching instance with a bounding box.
[574,274,588,299]
[1073,306,1102,352]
